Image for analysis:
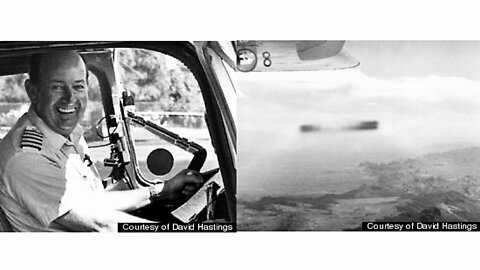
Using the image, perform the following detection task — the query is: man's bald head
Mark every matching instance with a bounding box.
[29,50,88,86]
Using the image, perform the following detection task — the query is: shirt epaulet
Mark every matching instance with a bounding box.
[20,126,43,152]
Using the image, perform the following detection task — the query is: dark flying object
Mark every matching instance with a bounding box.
[347,121,378,131]
[300,121,379,133]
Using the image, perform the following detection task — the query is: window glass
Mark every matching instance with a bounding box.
[0,73,29,139]
[205,45,237,157]
[207,46,237,121]
[116,48,219,181]
[82,71,105,143]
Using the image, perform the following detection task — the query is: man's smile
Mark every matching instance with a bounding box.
[57,105,78,115]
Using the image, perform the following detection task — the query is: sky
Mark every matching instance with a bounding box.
[238,41,480,198]
[268,42,478,116]
[345,41,480,80]
[239,41,480,145]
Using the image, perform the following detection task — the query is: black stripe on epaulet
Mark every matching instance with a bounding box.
[21,126,43,151]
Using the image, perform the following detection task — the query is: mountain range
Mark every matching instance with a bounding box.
[238,147,480,230]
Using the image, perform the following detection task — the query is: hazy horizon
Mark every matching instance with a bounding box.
[238,41,480,200]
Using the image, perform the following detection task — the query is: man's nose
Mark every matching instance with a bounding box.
[61,86,75,102]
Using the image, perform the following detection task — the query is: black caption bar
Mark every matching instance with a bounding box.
[118,223,236,233]
[362,222,480,231]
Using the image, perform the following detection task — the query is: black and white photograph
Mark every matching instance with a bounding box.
[237,41,480,230]
[0,42,236,232]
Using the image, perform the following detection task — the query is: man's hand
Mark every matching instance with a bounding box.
[156,169,204,203]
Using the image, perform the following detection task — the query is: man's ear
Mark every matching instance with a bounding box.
[24,79,38,104]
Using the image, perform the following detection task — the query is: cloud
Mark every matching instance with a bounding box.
[353,73,480,103]
[240,69,480,116]
[238,70,480,145]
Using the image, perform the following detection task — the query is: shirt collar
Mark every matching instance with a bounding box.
[26,107,84,151]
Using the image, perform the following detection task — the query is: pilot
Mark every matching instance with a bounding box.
[0,50,203,232]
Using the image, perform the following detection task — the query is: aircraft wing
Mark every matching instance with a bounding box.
[237,40,359,72]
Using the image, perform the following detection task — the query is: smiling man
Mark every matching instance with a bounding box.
[0,50,203,232]
[27,51,89,137]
